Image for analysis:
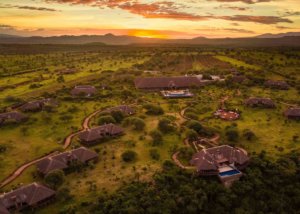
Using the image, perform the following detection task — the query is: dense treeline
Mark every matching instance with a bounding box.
[63,151,300,214]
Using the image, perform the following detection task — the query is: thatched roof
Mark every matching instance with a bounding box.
[71,85,96,96]
[245,97,275,108]
[19,98,58,112]
[104,105,135,115]
[191,145,249,172]
[36,147,98,175]
[284,108,300,118]
[0,112,27,124]
[0,183,55,211]
[265,80,289,89]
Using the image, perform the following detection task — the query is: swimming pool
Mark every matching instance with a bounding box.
[219,169,241,177]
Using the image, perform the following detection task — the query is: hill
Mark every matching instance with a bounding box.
[0,33,300,47]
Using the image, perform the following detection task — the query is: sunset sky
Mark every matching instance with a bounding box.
[0,0,299,38]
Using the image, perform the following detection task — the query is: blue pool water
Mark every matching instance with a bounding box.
[219,169,241,177]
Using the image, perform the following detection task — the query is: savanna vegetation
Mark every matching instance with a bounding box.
[0,45,299,213]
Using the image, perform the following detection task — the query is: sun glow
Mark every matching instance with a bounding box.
[128,30,168,39]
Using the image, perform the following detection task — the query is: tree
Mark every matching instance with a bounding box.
[110,110,124,123]
[57,75,65,83]
[149,149,160,160]
[44,169,65,189]
[186,120,203,133]
[226,129,239,142]
[186,129,198,142]
[150,129,163,146]
[122,150,137,162]
[143,104,164,115]
[243,129,256,141]
[123,117,145,131]
[158,118,176,133]
[98,115,116,125]
[132,118,145,131]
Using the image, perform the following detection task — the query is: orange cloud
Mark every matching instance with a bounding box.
[44,0,292,24]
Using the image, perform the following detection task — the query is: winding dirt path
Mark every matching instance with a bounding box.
[0,108,104,189]
[171,106,221,170]
[171,152,194,170]
[63,108,104,149]
[0,151,59,188]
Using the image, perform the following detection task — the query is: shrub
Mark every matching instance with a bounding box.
[98,115,116,125]
[150,130,163,146]
[202,74,213,80]
[0,145,7,153]
[44,169,65,189]
[226,129,239,142]
[243,129,256,141]
[185,129,198,142]
[110,110,124,123]
[143,104,164,115]
[186,120,203,133]
[158,118,176,133]
[123,117,145,131]
[149,149,160,160]
[185,112,198,120]
[122,150,137,162]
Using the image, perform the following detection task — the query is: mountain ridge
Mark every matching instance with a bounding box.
[0,32,300,47]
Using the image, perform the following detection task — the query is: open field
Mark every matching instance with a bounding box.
[0,45,299,213]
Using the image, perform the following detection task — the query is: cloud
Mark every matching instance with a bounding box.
[0,4,59,12]
[215,4,250,11]
[197,27,255,34]
[118,2,209,21]
[219,15,292,24]
[283,11,300,16]
[223,28,255,33]
[0,24,14,29]
[43,0,292,24]
[213,0,272,4]
[0,23,45,36]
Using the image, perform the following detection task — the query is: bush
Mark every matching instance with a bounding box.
[243,129,256,141]
[185,112,198,120]
[202,74,213,80]
[158,118,176,133]
[0,145,7,153]
[185,129,198,142]
[122,150,137,162]
[143,104,164,115]
[150,130,163,146]
[149,149,160,160]
[123,117,145,131]
[44,169,65,189]
[98,115,116,125]
[4,96,22,103]
[186,120,203,133]
[110,110,124,123]
[226,129,239,142]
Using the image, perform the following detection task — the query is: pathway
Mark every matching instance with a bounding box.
[0,107,104,189]
[171,106,221,170]
[63,108,104,149]
[0,151,59,188]
[171,152,194,170]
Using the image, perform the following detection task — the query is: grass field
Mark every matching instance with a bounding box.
[0,46,299,213]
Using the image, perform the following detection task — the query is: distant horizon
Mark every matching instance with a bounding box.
[0,0,300,39]
[2,31,300,40]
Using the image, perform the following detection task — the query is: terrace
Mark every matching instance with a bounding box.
[214,109,240,121]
